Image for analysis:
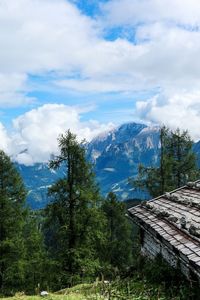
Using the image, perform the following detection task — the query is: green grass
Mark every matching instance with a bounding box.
[0,280,187,300]
[0,270,198,300]
[0,293,87,300]
[0,284,102,300]
[1,295,85,300]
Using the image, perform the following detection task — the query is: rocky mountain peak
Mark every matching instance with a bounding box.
[16,122,200,208]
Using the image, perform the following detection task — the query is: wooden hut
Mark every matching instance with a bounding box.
[128,180,200,280]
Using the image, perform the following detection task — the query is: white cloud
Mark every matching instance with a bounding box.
[101,0,200,27]
[11,104,114,165]
[98,0,200,139]
[1,0,200,101]
[0,0,146,104]
[1,0,200,144]
[0,123,12,153]
[0,73,32,107]
[135,91,200,141]
[97,1,200,93]
[0,0,96,74]
[0,0,99,106]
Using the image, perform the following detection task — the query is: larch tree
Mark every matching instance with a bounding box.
[133,126,199,198]
[44,130,106,287]
[169,128,198,188]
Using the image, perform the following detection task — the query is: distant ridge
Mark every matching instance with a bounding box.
[87,122,160,200]
[16,122,200,209]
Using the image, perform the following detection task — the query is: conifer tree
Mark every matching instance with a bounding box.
[134,127,199,198]
[0,150,48,294]
[101,192,133,272]
[170,128,198,187]
[44,130,105,287]
[0,151,27,294]
[23,211,47,294]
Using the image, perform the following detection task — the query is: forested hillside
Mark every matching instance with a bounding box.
[1,128,199,299]
[0,131,133,296]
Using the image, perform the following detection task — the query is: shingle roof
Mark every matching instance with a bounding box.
[128,180,200,277]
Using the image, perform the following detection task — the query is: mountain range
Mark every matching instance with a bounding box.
[16,122,200,209]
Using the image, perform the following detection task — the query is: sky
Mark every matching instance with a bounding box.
[1,0,200,164]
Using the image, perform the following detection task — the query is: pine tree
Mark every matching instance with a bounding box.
[0,151,27,294]
[169,128,198,188]
[44,130,106,287]
[134,127,199,198]
[101,192,133,272]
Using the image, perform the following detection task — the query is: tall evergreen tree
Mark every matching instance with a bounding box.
[170,128,198,187]
[134,126,199,198]
[0,151,47,295]
[101,192,133,272]
[0,151,27,294]
[44,131,106,287]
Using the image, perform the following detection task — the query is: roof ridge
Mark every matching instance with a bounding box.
[148,179,200,203]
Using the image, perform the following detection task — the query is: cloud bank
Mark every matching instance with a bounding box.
[2,0,200,99]
[2,104,114,165]
[0,0,200,151]
[100,0,200,138]
[135,92,200,142]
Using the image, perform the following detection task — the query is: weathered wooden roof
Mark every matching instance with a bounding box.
[128,180,200,276]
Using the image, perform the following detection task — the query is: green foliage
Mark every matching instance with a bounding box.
[23,212,47,294]
[1,256,199,299]
[86,254,199,300]
[2,129,197,297]
[100,192,133,274]
[0,150,27,294]
[135,255,200,300]
[169,128,199,187]
[134,126,199,198]
[43,131,138,289]
[44,130,106,288]
[0,150,47,295]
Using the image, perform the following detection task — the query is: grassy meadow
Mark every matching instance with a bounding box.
[0,278,193,300]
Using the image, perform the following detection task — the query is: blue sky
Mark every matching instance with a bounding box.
[0,0,155,128]
[1,0,200,164]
